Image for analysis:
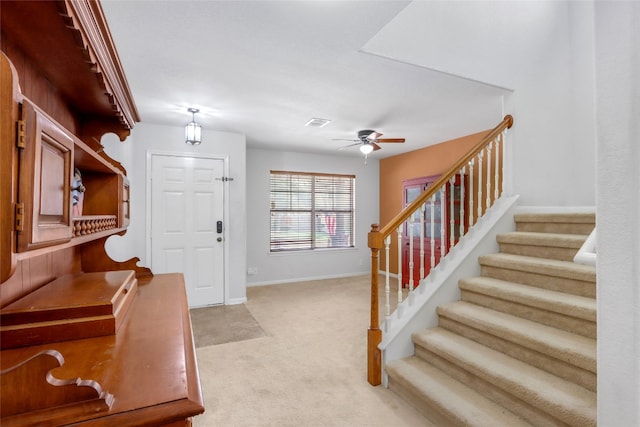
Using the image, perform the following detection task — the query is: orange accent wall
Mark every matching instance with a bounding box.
[378,130,490,273]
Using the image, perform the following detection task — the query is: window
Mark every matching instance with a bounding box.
[270,171,355,252]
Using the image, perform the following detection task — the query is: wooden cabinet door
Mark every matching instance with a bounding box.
[401,175,441,286]
[400,174,468,287]
[17,100,74,251]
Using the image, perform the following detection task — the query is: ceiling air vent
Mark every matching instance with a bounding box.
[304,118,331,128]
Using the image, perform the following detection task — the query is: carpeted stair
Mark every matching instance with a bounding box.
[386,212,597,426]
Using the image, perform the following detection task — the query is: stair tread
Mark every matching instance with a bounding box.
[459,276,596,321]
[412,328,596,426]
[436,301,596,372]
[497,231,587,248]
[514,212,595,224]
[387,357,533,427]
[479,253,596,281]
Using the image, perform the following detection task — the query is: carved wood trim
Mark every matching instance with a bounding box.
[0,349,112,423]
[81,234,153,279]
[1,1,139,141]
[59,0,140,131]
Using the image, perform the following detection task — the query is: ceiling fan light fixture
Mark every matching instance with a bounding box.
[360,143,374,155]
[185,107,202,145]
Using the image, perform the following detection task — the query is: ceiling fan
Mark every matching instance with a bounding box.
[335,130,405,155]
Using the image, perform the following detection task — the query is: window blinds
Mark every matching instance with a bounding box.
[270,171,355,252]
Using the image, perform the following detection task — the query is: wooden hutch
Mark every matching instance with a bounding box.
[1,1,204,425]
[401,174,468,286]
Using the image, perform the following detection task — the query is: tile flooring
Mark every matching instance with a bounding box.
[189,304,266,348]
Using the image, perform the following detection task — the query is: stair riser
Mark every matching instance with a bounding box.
[387,377,464,427]
[414,346,568,427]
[437,317,596,392]
[461,290,596,339]
[516,223,594,235]
[498,243,579,262]
[480,266,595,298]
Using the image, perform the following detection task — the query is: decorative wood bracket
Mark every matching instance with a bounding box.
[81,234,153,279]
[1,350,113,425]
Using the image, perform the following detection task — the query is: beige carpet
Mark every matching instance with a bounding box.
[192,275,428,427]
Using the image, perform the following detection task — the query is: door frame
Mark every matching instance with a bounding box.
[146,150,231,305]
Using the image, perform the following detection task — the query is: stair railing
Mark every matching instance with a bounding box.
[366,115,514,385]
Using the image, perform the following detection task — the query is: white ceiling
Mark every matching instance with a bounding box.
[101,0,507,159]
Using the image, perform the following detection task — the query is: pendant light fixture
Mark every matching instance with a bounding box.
[185,107,202,145]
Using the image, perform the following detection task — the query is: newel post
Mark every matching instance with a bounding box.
[367,224,383,386]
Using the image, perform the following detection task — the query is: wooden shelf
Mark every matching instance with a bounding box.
[74,137,122,174]
[15,228,127,262]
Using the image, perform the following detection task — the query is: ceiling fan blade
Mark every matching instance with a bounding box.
[367,131,383,141]
[372,142,382,151]
[338,141,363,150]
[377,138,405,143]
[332,138,359,142]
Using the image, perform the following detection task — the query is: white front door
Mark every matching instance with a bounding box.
[150,154,225,307]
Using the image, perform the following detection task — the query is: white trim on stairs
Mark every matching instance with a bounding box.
[574,227,596,266]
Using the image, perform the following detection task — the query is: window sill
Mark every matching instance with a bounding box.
[268,247,358,256]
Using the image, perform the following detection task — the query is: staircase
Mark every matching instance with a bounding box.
[385,212,597,427]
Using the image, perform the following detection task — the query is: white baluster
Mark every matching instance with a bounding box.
[419,203,425,284]
[430,194,436,269]
[486,141,492,210]
[449,176,455,249]
[408,214,414,291]
[495,134,502,199]
[468,159,474,228]
[459,166,466,238]
[477,150,484,218]
[397,226,403,306]
[384,235,391,317]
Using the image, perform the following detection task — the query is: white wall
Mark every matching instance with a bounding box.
[362,0,596,207]
[246,149,379,285]
[101,123,248,304]
[594,2,640,425]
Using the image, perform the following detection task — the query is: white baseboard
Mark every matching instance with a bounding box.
[246,271,369,287]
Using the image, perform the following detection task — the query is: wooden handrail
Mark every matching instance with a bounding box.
[369,115,513,249]
[366,114,513,386]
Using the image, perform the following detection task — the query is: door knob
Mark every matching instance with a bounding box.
[217,237,222,242]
